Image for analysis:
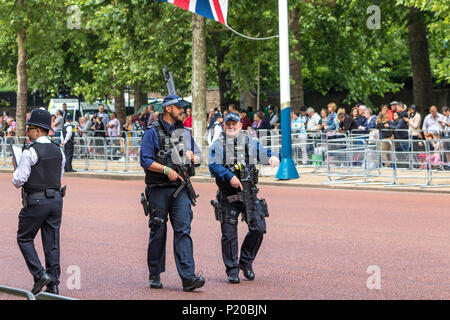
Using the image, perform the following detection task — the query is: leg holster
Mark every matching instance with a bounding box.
[149,206,168,229]
[210,197,239,226]
[244,198,269,224]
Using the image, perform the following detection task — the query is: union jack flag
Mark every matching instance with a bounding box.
[157,0,228,25]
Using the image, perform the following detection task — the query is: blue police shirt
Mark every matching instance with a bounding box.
[208,134,273,182]
[140,120,201,170]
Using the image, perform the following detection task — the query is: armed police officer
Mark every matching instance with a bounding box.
[209,112,279,284]
[12,108,66,295]
[140,94,205,292]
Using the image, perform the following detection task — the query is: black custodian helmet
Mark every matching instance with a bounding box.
[25,108,53,131]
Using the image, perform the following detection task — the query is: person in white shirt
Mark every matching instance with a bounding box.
[422,105,444,139]
[208,114,224,146]
[98,104,109,131]
[403,105,422,139]
[106,112,120,137]
[12,108,66,295]
[268,106,279,129]
[106,112,121,159]
[306,107,321,132]
[52,110,64,138]
[61,113,75,172]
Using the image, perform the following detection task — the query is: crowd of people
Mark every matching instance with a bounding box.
[2,99,449,168]
[0,111,16,141]
[205,101,450,169]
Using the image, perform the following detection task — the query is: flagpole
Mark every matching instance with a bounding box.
[275,0,299,180]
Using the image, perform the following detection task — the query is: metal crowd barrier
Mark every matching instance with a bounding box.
[2,130,449,188]
[0,284,36,300]
[0,284,77,300]
[423,137,450,187]
[324,136,450,188]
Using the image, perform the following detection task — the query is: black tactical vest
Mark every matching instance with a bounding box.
[62,123,74,143]
[23,141,63,194]
[215,133,255,196]
[144,115,187,186]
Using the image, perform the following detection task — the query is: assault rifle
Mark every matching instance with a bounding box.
[157,136,199,206]
[226,164,260,223]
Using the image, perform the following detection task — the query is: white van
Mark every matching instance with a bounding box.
[48,98,115,121]
[48,98,83,121]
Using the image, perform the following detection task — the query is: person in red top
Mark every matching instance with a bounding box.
[239,109,252,131]
[387,101,398,121]
[183,107,192,128]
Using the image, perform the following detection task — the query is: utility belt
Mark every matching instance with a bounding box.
[210,190,269,226]
[21,186,66,208]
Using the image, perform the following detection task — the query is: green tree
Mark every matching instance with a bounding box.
[0,0,68,135]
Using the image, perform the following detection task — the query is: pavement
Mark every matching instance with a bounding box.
[0,172,449,300]
[1,162,449,194]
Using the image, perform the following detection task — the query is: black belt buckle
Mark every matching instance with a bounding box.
[45,189,56,198]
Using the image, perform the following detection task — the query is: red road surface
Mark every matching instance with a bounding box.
[0,173,449,300]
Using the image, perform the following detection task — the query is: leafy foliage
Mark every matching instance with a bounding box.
[0,0,447,108]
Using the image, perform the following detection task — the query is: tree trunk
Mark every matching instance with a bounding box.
[407,7,433,115]
[113,86,126,125]
[289,6,304,112]
[134,83,148,114]
[16,0,27,138]
[191,14,207,146]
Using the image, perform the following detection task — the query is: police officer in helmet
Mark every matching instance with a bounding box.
[140,94,205,292]
[61,113,76,172]
[209,112,279,283]
[12,108,66,295]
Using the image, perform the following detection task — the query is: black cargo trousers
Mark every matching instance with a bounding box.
[216,193,268,277]
[17,190,63,286]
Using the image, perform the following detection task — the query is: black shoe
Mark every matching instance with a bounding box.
[31,272,51,295]
[45,284,59,295]
[149,275,163,289]
[182,274,205,292]
[227,274,240,284]
[239,264,255,281]
[65,169,77,173]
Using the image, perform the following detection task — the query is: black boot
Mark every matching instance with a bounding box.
[45,284,59,295]
[31,272,51,295]
[149,275,163,289]
[227,274,240,284]
[182,274,205,292]
[239,264,255,280]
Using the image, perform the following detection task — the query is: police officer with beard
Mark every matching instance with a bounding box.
[12,108,66,295]
[140,94,205,292]
[209,112,280,283]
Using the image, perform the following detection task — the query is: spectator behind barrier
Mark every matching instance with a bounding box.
[306,107,321,132]
[423,106,444,139]
[337,111,358,134]
[318,108,328,132]
[325,102,338,132]
[404,105,422,140]
[439,106,450,168]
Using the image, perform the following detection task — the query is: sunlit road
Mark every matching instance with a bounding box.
[1,173,449,300]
